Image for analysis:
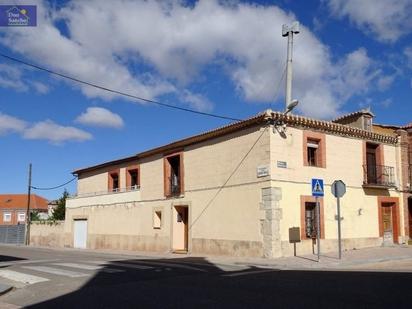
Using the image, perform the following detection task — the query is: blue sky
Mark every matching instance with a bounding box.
[1,0,411,200]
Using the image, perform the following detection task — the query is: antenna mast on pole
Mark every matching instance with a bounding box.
[282,21,300,111]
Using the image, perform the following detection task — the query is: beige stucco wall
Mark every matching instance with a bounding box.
[30,221,65,248]
[66,125,271,256]
[63,123,404,258]
[270,126,404,255]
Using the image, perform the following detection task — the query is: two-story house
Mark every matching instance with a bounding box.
[65,109,406,258]
[373,121,412,244]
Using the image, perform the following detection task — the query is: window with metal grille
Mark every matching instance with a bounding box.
[305,202,317,238]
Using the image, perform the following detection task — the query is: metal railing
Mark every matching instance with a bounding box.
[363,164,395,187]
[169,177,181,196]
[71,185,140,198]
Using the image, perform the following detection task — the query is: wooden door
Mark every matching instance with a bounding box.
[366,147,377,183]
[382,206,393,243]
[409,199,412,237]
[172,206,188,252]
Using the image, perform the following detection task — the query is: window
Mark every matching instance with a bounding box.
[303,131,326,168]
[363,116,372,131]
[300,196,324,240]
[108,171,120,192]
[307,140,319,167]
[3,212,11,222]
[153,210,162,229]
[126,166,139,190]
[304,202,317,238]
[17,212,25,222]
[164,153,184,197]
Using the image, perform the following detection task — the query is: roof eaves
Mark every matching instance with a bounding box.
[73,110,271,175]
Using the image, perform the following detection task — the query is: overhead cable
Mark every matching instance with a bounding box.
[0,53,241,122]
[31,176,77,190]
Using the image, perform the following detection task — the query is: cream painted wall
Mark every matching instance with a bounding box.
[66,122,404,256]
[269,127,403,242]
[67,125,271,246]
[66,190,141,208]
[275,181,402,241]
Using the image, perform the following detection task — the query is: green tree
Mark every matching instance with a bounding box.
[52,189,70,220]
[30,210,40,221]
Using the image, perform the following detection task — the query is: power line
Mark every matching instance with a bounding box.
[31,176,77,190]
[0,53,242,122]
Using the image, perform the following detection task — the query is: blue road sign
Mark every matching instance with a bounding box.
[312,178,324,197]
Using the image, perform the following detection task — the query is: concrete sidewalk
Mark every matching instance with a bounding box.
[205,246,412,271]
[21,243,412,271]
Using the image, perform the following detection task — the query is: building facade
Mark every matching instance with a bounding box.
[0,194,48,225]
[65,109,408,257]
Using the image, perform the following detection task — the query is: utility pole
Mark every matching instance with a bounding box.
[25,163,32,246]
[282,21,300,110]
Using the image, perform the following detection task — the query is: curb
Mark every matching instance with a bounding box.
[0,284,13,296]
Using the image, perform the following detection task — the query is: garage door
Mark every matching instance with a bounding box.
[73,219,87,249]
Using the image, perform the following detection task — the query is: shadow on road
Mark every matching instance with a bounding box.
[0,255,26,263]
[26,255,412,308]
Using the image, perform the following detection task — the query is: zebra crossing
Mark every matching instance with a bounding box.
[0,260,164,287]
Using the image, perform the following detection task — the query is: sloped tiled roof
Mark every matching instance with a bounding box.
[332,108,375,123]
[74,109,398,175]
[0,194,48,210]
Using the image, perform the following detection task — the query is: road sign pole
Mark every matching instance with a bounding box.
[316,196,320,262]
[337,196,342,259]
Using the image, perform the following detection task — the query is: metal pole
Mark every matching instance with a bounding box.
[316,196,320,261]
[285,31,293,109]
[337,197,342,259]
[25,163,32,246]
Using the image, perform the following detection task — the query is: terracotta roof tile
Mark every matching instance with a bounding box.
[0,194,48,210]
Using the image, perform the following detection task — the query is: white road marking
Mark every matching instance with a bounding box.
[53,263,124,273]
[22,266,89,278]
[52,263,103,270]
[222,269,276,277]
[88,259,205,272]
[0,259,59,267]
[0,269,49,284]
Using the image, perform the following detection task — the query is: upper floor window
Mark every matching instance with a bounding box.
[3,212,11,222]
[108,171,120,192]
[303,131,326,168]
[307,140,319,167]
[164,153,184,197]
[127,166,139,190]
[17,212,25,222]
[363,116,372,131]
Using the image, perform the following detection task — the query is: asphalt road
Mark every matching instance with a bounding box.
[0,245,411,308]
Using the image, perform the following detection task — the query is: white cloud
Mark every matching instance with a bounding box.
[23,120,92,144]
[178,90,213,112]
[404,47,412,67]
[0,112,27,135]
[0,0,396,118]
[377,75,395,91]
[75,107,124,128]
[380,98,392,108]
[30,81,50,94]
[325,0,412,43]
[0,63,28,92]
